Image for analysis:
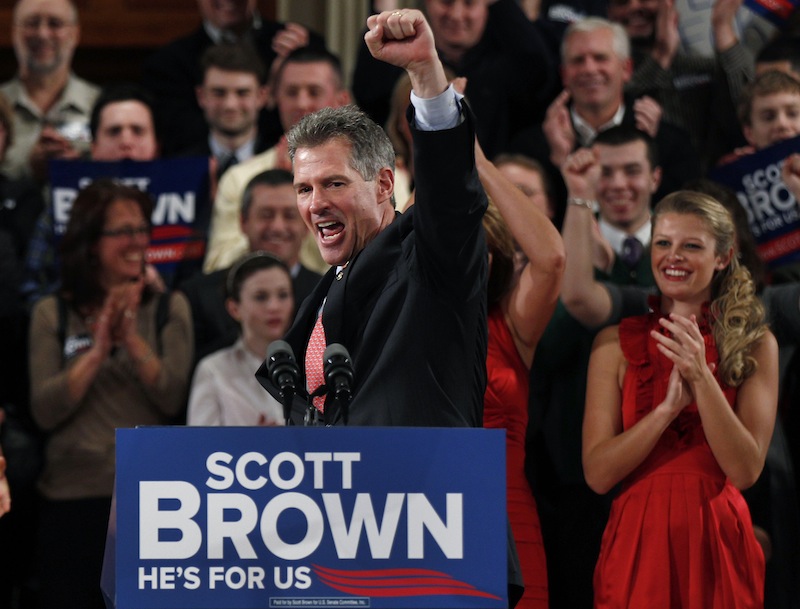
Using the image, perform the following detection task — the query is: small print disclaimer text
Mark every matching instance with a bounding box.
[269,598,370,608]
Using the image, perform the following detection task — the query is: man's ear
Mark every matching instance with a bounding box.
[650,166,662,194]
[743,124,756,147]
[622,57,633,83]
[256,85,269,110]
[336,90,352,107]
[195,85,206,108]
[376,167,394,205]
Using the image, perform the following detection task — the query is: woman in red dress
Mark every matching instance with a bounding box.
[582,188,778,608]
[476,144,565,609]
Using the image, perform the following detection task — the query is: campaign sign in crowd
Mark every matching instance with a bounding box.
[711,135,800,270]
[49,156,211,287]
[103,427,508,609]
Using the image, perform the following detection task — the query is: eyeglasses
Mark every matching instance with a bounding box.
[16,16,75,32]
[101,225,150,239]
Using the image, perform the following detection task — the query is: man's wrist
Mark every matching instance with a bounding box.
[567,197,598,212]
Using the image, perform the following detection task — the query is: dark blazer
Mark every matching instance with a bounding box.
[257,109,489,427]
[180,262,322,365]
[599,245,655,286]
[141,22,325,156]
[177,136,271,163]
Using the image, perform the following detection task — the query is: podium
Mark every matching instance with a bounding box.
[102,426,507,609]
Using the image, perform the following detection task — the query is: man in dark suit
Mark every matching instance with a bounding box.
[141,0,324,156]
[180,168,320,364]
[256,8,489,429]
[183,43,271,181]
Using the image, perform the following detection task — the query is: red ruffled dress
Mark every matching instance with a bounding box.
[593,304,765,609]
[484,306,548,608]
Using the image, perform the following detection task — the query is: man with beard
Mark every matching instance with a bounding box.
[0,0,99,183]
[609,0,754,169]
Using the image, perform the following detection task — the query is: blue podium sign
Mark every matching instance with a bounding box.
[106,427,507,609]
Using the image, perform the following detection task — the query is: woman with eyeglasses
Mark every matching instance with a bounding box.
[28,179,193,609]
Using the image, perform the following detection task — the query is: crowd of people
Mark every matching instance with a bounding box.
[1,0,799,608]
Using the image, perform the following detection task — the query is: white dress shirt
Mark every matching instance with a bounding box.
[187,338,284,426]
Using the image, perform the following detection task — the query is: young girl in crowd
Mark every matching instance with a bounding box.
[582,190,778,608]
[187,252,293,426]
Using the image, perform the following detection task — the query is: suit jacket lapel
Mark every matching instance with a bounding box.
[322,212,407,350]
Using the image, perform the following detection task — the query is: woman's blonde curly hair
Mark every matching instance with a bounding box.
[652,191,767,387]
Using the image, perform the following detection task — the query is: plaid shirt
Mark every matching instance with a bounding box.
[20,208,60,308]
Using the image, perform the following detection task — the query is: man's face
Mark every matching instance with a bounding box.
[744,92,800,150]
[196,0,254,31]
[562,28,631,115]
[607,0,659,43]
[197,67,266,138]
[424,0,488,60]
[241,183,306,267]
[275,61,349,133]
[595,139,660,232]
[91,101,159,161]
[293,138,394,266]
[12,0,78,76]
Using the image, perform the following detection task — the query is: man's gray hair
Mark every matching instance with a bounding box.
[561,17,630,62]
[287,105,396,181]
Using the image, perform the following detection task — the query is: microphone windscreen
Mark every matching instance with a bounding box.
[267,340,294,362]
[323,343,350,362]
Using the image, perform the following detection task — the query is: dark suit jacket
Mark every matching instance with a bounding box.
[599,245,655,286]
[180,263,321,365]
[177,137,271,162]
[257,109,489,427]
[141,22,325,156]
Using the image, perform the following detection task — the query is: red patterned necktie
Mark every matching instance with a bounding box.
[305,310,326,411]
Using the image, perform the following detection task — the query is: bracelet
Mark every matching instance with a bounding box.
[567,197,598,211]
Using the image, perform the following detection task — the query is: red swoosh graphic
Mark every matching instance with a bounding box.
[311,565,501,600]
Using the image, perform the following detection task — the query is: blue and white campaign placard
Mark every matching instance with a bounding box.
[106,427,507,609]
[49,157,211,287]
[743,0,799,27]
[710,135,800,269]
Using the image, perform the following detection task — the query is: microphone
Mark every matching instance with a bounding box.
[323,343,354,425]
[266,340,301,425]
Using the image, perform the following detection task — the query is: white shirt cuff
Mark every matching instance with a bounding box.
[410,84,464,131]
